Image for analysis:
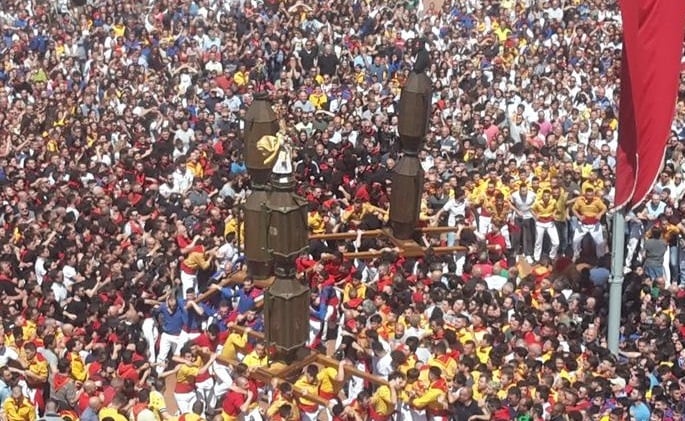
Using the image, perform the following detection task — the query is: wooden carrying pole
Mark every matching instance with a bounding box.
[214,355,331,407]
[225,325,389,386]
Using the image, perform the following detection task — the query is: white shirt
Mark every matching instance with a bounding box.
[441,198,467,226]
[52,281,68,304]
[0,346,18,368]
[668,181,685,201]
[216,243,238,270]
[172,168,194,194]
[510,191,537,219]
[35,257,47,286]
[62,265,77,288]
[373,353,393,378]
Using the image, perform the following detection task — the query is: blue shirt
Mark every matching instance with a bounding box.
[158,303,186,335]
[0,379,10,406]
[80,407,98,421]
[220,287,260,313]
[182,299,214,332]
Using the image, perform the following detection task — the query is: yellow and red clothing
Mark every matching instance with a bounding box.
[26,353,48,389]
[98,407,128,421]
[221,390,248,421]
[266,394,300,420]
[175,359,201,394]
[317,367,338,400]
[341,202,388,225]
[532,198,557,222]
[219,331,248,361]
[181,246,211,275]
[427,355,457,381]
[242,351,268,369]
[573,197,607,225]
[69,352,87,382]
[581,179,604,195]
[178,413,203,421]
[308,211,326,234]
[369,385,394,420]
[294,376,320,414]
[412,379,449,420]
[3,397,36,421]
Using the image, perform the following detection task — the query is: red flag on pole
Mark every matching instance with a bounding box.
[614,0,685,209]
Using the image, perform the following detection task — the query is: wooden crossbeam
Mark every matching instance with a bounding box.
[309,226,460,241]
[215,355,330,407]
[227,325,388,387]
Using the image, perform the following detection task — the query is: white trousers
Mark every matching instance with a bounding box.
[156,332,185,374]
[142,317,159,364]
[572,223,605,259]
[625,237,640,267]
[399,404,427,421]
[180,271,198,295]
[301,410,320,421]
[478,214,491,235]
[212,349,234,399]
[174,391,197,415]
[182,331,201,343]
[534,220,559,261]
[501,224,511,249]
[663,248,671,286]
[196,377,215,416]
[308,319,322,346]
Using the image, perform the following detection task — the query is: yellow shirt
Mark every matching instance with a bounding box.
[532,198,557,220]
[427,355,457,381]
[187,161,204,178]
[412,382,446,413]
[112,24,126,37]
[317,367,338,397]
[456,328,475,346]
[149,390,167,417]
[176,362,200,385]
[178,414,203,421]
[581,179,604,195]
[242,351,268,368]
[308,212,325,234]
[266,397,300,420]
[293,376,320,410]
[70,352,87,382]
[370,385,394,416]
[22,321,37,341]
[342,283,366,302]
[476,346,492,364]
[233,71,249,87]
[574,162,593,179]
[220,332,248,361]
[223,218,244,246]
[342,203,388,224]
[554,191,569,221]
[573,197,607,221]
[182,251,212,272]
[3,398,36,421]
[27,355,48,384]
[99,407,128,421]
[308,93,328,110]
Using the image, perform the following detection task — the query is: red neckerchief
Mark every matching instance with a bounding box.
[52,373,70,391]
[431,378,448,392]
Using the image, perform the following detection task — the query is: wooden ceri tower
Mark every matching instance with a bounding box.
[243,93,279,279]
[382,50,441,256]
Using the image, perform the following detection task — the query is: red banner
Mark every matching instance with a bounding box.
[614,0,685,209]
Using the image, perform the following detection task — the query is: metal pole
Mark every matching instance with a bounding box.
[608,209,626,355]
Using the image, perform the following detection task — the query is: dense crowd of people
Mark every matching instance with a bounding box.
[0,0,684,420]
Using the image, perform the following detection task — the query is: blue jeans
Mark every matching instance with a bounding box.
[670,246,679,285]
[645,265,664,280]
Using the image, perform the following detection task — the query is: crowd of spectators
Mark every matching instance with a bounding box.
[0,0,685,420]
